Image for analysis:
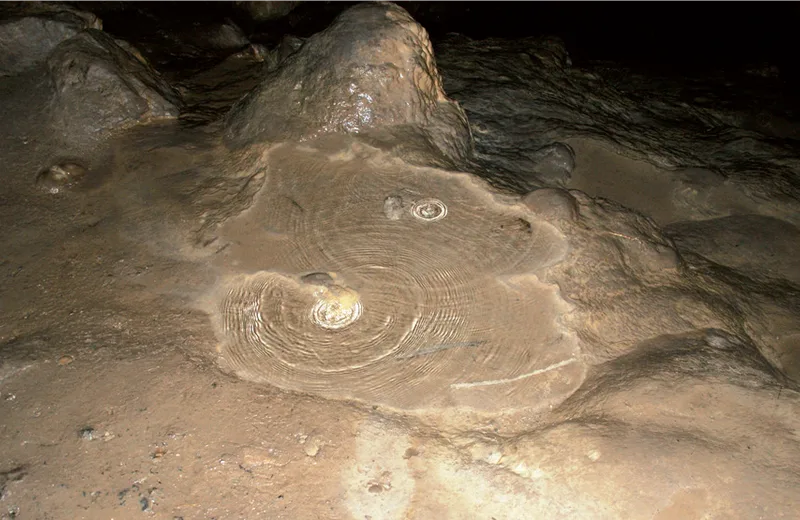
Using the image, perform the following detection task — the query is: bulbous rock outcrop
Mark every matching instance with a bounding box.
[0,2,102,76]
[224,2,472,166]
[47,29,181,140]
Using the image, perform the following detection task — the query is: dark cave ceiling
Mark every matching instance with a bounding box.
[69,1,799,79]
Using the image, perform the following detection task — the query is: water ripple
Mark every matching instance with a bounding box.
[215,143,580,411]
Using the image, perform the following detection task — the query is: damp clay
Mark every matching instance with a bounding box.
[212,140,582,412]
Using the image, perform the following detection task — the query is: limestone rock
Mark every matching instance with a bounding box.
[234,1,301,22]
[224,2,472,166]
[257,36,305,72]
[666,215,800,285]
[47,29,181,141]
[529,142,575,186]
[0,3,101,76]
[527,35,572,69]
[435,35,800,218]
[204,19,249,50]
[179,19,250,52]
[537,189,798,384]
[481,353,800,519]
[273,35,304,65]
[522,188,578,222]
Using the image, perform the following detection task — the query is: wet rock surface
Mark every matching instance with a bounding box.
[666,215,800,285]
[47,29,181,143]
[0,2,101,76]
[435,35,800,224]
[224,2,472,167]
[1,2,799,518]
[34,160,88,194]
[212,140,578,412]
[527,142,575,187]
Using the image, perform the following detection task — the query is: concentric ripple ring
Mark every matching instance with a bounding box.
[310,285,363,330]
[213,142,581,411]
[411,198,448,222]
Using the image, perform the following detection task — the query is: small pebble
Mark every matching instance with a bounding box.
[79,427,96,441]
[301,272,335,287]
[303,437,321,457]
[152,447,167,459]
[383,195,404,220]
[403,447,419,459]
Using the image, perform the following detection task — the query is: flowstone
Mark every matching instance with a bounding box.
[212,141,581,412]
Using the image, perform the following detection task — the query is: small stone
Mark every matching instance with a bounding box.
[311,285,362,330]
[301,272,336,287]
[248,43,269,62]
[485,451,503,465]
[78,427,96,441]
[151,447,167,459]
[402,447,419,459]
[383,195,404,220]
[303,437,321,457]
